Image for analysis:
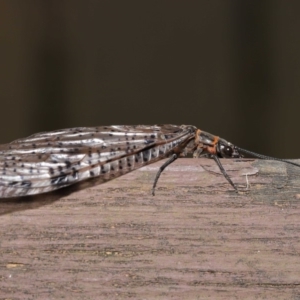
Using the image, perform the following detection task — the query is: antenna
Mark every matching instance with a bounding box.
[236,147,300,168]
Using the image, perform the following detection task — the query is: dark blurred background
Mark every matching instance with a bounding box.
[1,1,300,157]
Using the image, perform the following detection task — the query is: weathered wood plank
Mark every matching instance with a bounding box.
[1,158,300,299]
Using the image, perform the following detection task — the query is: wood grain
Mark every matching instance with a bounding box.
[1,158,300,299]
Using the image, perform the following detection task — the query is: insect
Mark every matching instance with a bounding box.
[0,125,299,198]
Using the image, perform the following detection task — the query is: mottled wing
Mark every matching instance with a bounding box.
[0,125,194,198]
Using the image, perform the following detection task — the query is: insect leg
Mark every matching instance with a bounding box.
[212,155,238,191]
[152,154,178,196]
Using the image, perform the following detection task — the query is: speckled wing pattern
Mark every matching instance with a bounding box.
[0,125,196,198]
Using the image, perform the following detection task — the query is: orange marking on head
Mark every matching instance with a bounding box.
[206,145,217,155]
[212,135,219,145]
[206,136,219,154]
[195,129,202,145]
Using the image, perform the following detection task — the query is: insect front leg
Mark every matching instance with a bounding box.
[211,155,238,191]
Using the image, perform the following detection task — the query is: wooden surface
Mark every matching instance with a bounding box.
[1,158,300,299]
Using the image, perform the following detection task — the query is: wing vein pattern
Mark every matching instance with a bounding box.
[0,125,195,198]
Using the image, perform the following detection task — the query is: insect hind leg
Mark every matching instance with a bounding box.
[152,154,178,196]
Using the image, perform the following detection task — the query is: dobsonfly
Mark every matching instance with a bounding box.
[0,124,299,198]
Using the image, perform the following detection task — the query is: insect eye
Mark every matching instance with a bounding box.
[224,146,233,156]
[219,144,233,157]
